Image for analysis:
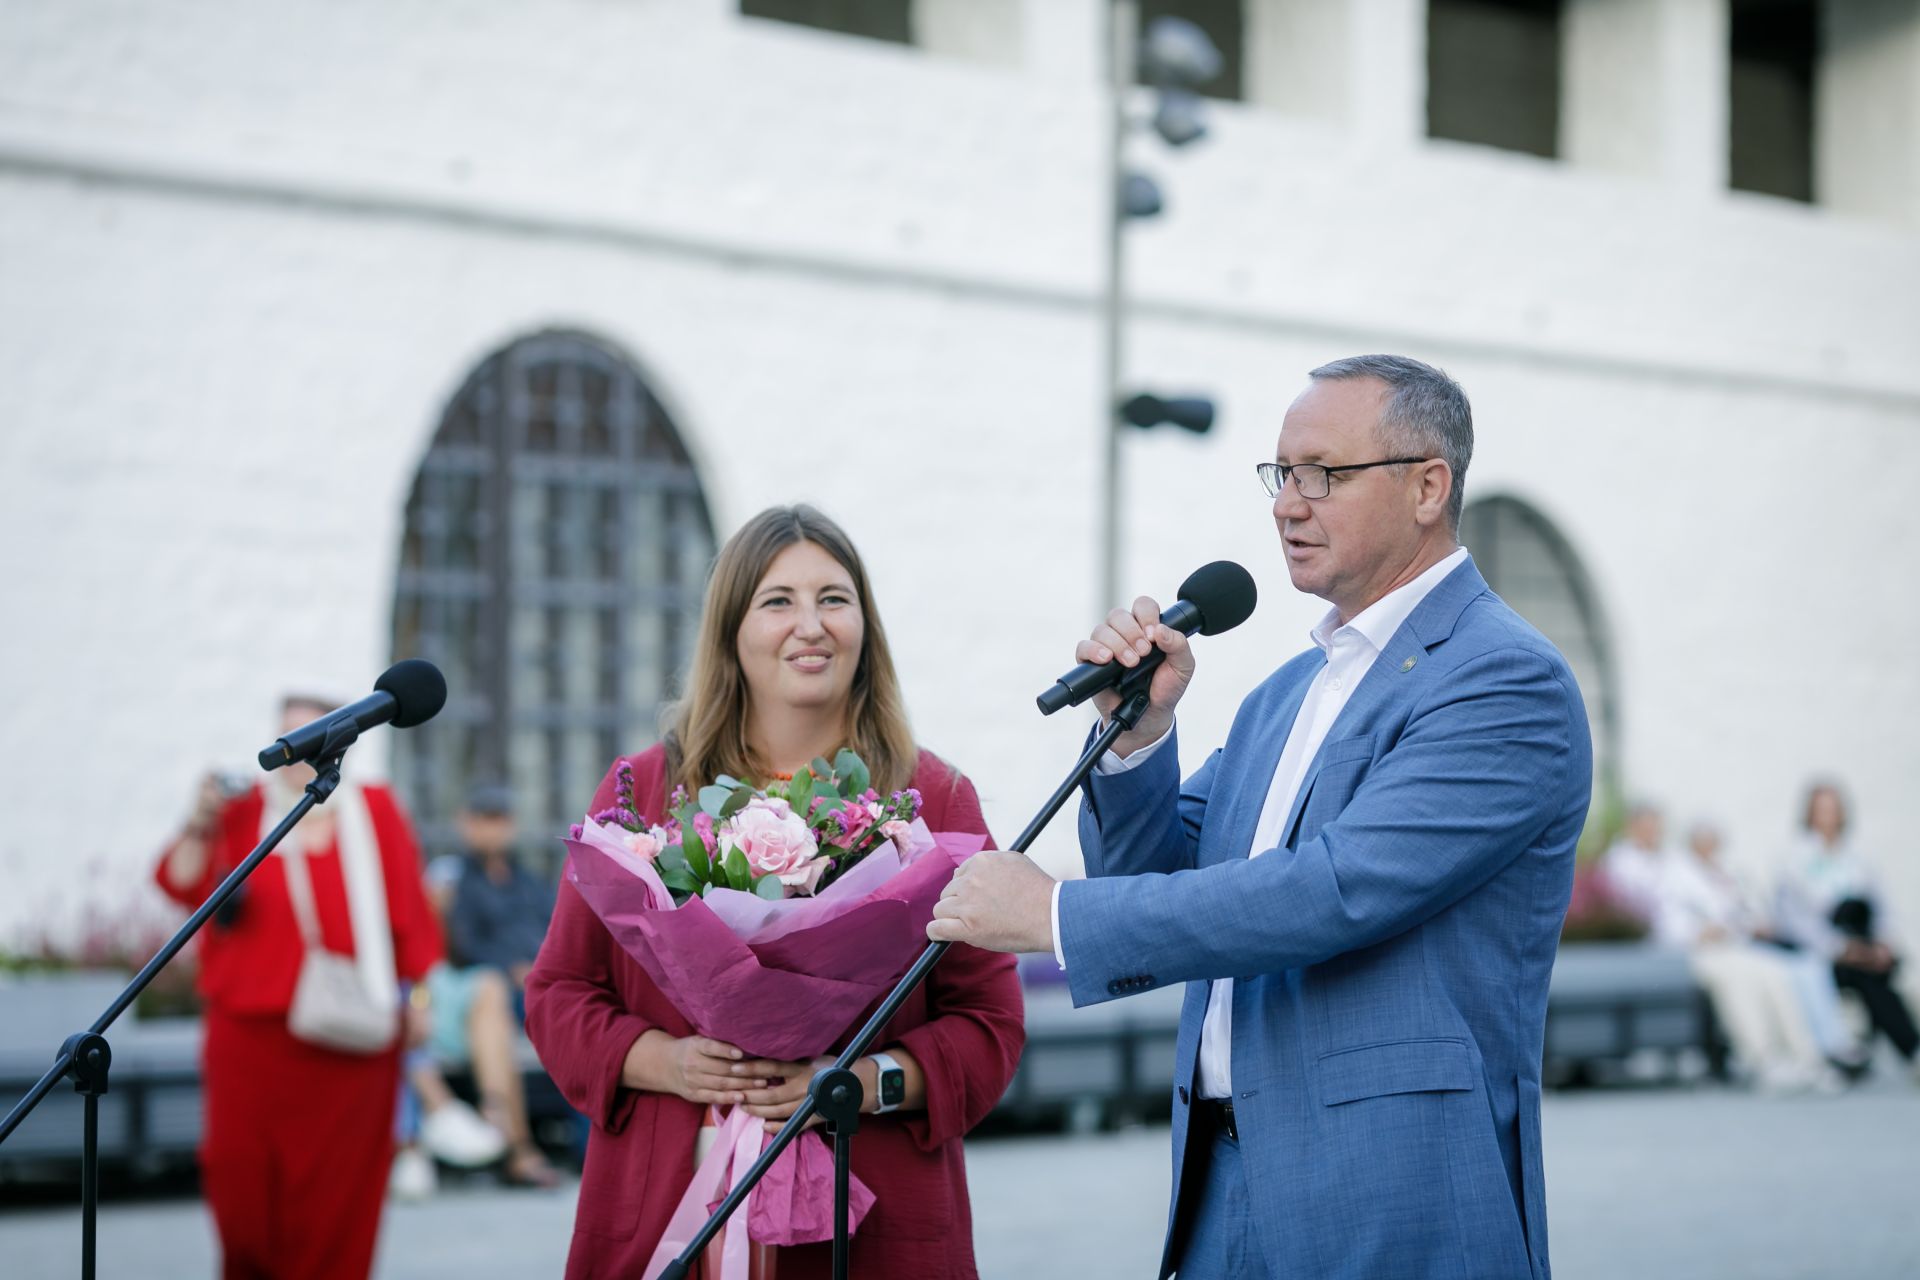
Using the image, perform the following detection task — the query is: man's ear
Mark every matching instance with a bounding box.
[1413,460,1453,527]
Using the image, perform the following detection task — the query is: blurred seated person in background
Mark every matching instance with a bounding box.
[442,783,555,1005]
[1775,781,1919,1084]
[420,782,561,1186]
[1599,802,1670,928]
[1655,821,1850,1092]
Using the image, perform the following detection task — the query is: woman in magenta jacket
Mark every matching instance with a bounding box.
[525,505,1024,1279]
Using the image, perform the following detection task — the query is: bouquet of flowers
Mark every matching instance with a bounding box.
[576,749,923,903]
[560,749,989,1280]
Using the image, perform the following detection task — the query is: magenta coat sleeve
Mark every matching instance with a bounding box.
[523,753,669,1134]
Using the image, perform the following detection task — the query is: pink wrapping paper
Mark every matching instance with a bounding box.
[562,818,987,1061]
[563,815,985,1279]
[641,1107,877,1280]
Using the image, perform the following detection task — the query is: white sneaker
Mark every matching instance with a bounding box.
[419,1098,508,1167]
[390,1147,437,1201]
[1807,1065,1848,1096]
[1754,1062,1809,1095]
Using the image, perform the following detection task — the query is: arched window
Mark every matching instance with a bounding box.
[1459,495,1618,785]
[391,331,715,866]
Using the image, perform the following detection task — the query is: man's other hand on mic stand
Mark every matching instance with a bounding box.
[928,852,1056,953]
[929,602,1196,954]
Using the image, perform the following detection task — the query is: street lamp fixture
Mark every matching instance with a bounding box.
[1119,171,1165,219]
[1139,17,1225,90]
[1150,88,1208,148]
[1120,393,1215,435]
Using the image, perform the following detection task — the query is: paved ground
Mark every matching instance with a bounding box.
[5,1072,1916,1278]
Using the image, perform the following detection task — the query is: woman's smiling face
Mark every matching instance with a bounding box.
[736,540,865,719]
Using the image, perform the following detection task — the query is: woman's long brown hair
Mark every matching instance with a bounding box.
[666,505,918,798]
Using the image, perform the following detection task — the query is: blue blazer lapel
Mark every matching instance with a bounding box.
[1209,662,1317,867]
[1274,558,1490,848]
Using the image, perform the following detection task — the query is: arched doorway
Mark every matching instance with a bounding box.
[1459,495,1618,788]
[391,331,715,865]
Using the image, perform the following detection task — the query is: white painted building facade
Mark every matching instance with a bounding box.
[2,0,1917,948]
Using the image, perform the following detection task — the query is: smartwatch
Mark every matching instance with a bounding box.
[870,1052,906,1114]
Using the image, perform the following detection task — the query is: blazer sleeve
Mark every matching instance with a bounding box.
[523,756,660,1134]
[891,766,1025,1151]
[1058,647,1587,1006]
[1077,725,1219,880]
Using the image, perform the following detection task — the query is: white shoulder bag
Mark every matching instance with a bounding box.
[281,819,400,1054]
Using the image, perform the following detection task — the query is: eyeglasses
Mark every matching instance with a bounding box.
[1255,458,1430,500]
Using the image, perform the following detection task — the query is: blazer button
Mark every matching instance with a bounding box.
[1107,979,1123,995]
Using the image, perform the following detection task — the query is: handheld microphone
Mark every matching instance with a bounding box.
[257,659,448,770]
[1036,561,1257,715]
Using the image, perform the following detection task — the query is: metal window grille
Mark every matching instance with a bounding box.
[391,332,715,869]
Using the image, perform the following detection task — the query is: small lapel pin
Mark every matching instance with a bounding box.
[1400,656,1417,672]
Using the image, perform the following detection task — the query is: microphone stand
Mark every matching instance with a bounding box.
[661,681,1156,1280]
[0,740,358,1280]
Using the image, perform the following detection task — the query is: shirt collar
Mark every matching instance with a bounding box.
[1310,546,1471,656]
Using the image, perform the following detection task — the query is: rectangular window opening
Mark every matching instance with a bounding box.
[1729,0,1817,203]
[740,0,913,45]
[1427,0,1564,159]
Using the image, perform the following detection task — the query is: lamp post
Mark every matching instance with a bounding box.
[1097,6,1223,611]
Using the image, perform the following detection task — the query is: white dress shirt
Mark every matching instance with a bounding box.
[1052,546,1470,1100]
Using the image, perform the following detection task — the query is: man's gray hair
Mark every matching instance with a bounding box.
[1308,354,1473,529]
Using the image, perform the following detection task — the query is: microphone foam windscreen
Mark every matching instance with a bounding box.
[1177,561,1258,636]
[376,659,449,728]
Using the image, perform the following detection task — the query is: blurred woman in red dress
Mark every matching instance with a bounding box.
[526,505,1025,1279]
[156,695,443,1280]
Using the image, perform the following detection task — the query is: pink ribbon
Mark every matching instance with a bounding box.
[643,1107,874,1280]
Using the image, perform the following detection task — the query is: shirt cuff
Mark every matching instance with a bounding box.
[1091,718,1174,775]
[1050,881,1067,970]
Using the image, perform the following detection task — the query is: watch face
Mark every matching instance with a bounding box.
[880,1067,906,1107]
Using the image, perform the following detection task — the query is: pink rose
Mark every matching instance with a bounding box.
[623,827,668,860]
[724,797,820,884]
[881,819,913,850]
[834,801,876,845]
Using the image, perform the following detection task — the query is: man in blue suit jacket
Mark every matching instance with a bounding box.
[933,355,1592,1279]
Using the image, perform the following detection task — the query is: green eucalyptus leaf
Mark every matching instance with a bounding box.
[810,756,836,783]
[751,874,787,901]
[698,785,732,817]
[723,847,752,891]
[682,827,711,879]
[787,770,814,819]
[656,840,690,874]
[718,786,753,820]
[836,750,870,799]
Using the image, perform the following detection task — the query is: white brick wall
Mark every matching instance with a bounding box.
[1,0,1916,948]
